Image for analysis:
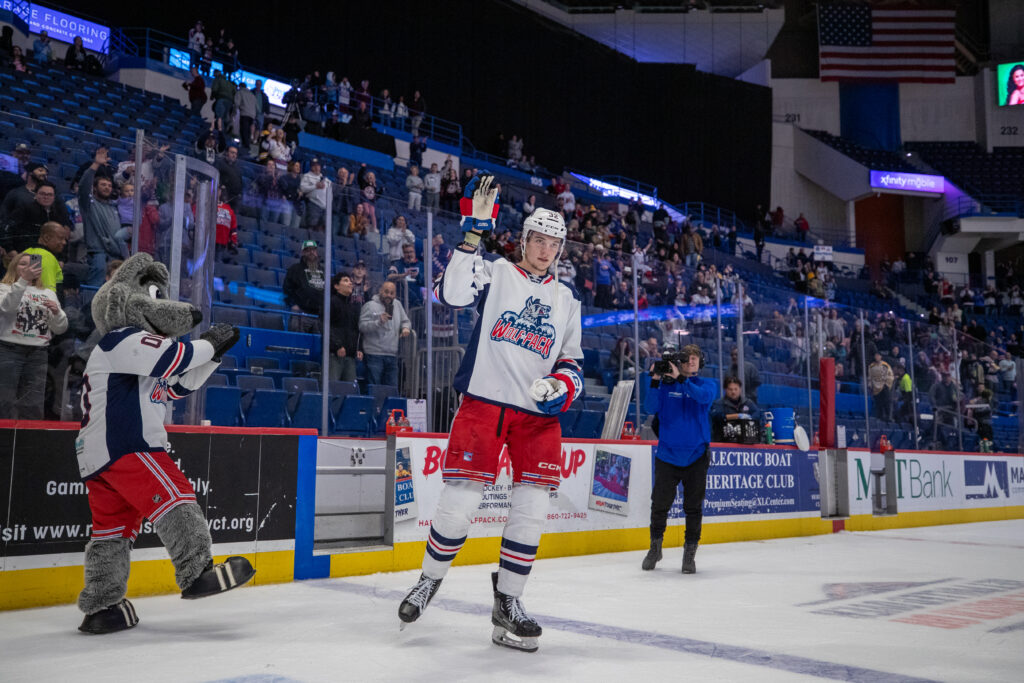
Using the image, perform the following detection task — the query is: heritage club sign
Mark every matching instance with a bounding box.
[870,171,945,194]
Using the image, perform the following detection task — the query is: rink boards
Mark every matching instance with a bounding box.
[1,423,1022,610]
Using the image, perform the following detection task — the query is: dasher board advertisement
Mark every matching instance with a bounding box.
[588,449,632,516]
[395,446,417,522]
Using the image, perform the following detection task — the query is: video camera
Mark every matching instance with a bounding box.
[652,351,687,376]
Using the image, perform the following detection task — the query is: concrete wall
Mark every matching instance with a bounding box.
[770,122,849,243]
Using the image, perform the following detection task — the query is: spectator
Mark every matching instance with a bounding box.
[0,252,68,419]
[432,234,452,276]
[710,376,762,440]
[253,80,270,137]
[358,281,411,386]
[234,82,257,150]
[194,128,226,165]
[0,26,13,66]
[79,150,122,286]
[928,372,959,437]
[278,160,303,229]
[385,215,415,262]
[681,224,703,268]
[409,90,425,136]
[894,364,914,423]
[868,352,894,420]
[300,158,328,231]
[998,352,1016,394]
[423,162,441,213]
[187,20,206,62]
[356,166,380,232]
[557,185,576,221]
[794,213,809,242]
[409,136,426,169]
[378,88,394,126]
[214,185,238,262]
[390,242,424,308]
[282,240,325,333]
[209,71,235,131]
[405,164,424,212]
[11,45,29,73]
[594,246,615,308]
[254,159,284,226]
[353,101,372,129]
[21,221,69,293]
[328,272,362,382]
[1,162,48,223]
[32,30,52,65]
[349,259,373,305]
[508,135,523,163]
[337,76,353,111]
[608,337,636,379]
[215,146,243,212]
[64,36,87,71]
[177,67,206,118]
[613,281,632,310]
[440,167,460,213]
[5,180,70,253]
[333,166,357,220]
[262,128,291,167]
[348,202,370,239]
[395,95,409,129]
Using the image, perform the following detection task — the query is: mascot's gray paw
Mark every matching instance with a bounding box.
[154,503,213,591]
[200,323,240,361]
[78,539,131,616]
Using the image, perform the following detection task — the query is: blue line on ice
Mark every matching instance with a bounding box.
[316,580,940,683]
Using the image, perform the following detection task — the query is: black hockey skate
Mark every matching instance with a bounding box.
[398,574,443,629]
[181,556,255,599]
[490,572,541,653]
[641,538,663,571]
[78,598,139,634]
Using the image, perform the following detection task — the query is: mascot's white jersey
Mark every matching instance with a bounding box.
[76,327,216,479]
[435,250,583,415]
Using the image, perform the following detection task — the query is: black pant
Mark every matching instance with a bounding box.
[650,449,710,545]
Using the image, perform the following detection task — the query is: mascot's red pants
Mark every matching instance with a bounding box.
[86,451,197,542]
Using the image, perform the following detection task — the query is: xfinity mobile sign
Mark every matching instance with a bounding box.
[870,171,944,194]
[1,2,111,52]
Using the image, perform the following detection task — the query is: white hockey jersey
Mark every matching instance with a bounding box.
[435,249,583,415]
[76,327,217,479]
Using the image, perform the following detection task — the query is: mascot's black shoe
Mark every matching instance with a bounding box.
[79,599,139,634]
[181,556,255,599]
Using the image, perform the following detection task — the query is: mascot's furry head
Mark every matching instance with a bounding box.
[91,253,202,337]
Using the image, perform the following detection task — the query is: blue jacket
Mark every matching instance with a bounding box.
[644,375,717,467]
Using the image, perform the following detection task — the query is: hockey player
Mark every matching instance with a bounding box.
[398,174,583,652]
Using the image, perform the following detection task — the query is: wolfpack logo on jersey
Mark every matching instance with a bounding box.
[150,378,170,404]
[434,250,584,416]
[489,296,556,359]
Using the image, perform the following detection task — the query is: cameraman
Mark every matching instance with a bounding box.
[641,344,716,574]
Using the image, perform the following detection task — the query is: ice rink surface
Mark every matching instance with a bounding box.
[3,519,1023,682]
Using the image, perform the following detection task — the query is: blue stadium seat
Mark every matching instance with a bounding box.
[334,396,375,436]
[574,411,604,439]
[289,392,325,430]
[247,356,280,371]
[244,389,289,428]
[367,384,398,413]
[558,410,579,437]
[203,386,241,426]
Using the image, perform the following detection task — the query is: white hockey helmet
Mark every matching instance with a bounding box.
[521,208,567,246]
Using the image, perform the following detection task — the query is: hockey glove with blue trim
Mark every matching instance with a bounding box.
[529,369,582,415]
[460,172,499,233]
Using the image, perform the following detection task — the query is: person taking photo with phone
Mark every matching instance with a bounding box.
[641,344,716,574]
[0,251,67,418]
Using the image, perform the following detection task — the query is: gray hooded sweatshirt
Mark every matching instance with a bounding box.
[358,293,410,356]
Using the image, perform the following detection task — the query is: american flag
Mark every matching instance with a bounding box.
[818,2,956,83]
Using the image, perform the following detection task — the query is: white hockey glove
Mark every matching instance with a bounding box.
[472,254,491,292]
[460,173,499,233]
[529,376,569,415]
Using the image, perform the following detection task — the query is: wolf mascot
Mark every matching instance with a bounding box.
[75,253,254,634]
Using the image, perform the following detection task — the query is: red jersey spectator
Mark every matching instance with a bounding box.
[794,213,809,243]
[215,186,238,260]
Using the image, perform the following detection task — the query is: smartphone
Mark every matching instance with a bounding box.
[29,254,42,268]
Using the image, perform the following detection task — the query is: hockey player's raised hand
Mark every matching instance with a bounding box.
[460,172,499,232]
